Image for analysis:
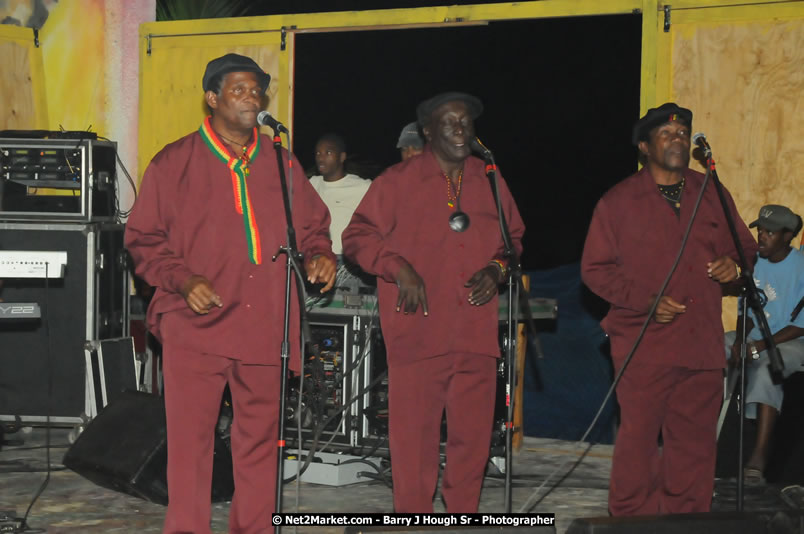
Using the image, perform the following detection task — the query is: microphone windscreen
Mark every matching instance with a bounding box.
[470,137,490,156]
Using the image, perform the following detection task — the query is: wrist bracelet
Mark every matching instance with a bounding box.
[489,259,507,278]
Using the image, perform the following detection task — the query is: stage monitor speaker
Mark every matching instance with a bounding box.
[63,390,233,505]
[344,527,555,533]
[565,510,802,534]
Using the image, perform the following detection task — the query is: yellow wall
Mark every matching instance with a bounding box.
[41,0,106,133]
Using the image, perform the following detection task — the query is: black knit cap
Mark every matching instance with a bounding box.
[416,92,483,126]
[202,53,271,94]
[632,102,692,145]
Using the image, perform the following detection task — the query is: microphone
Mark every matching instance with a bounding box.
[257,111,289,134]
[470,137,492,158]
[692,132,712,156]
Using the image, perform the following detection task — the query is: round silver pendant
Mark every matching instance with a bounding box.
[448,211,470,232]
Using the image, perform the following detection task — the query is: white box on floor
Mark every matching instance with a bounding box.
[284,449,383,486]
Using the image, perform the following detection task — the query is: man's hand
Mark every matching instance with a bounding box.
[652,295,686,323]
[465,264,503,306]
[181,275,223,315]
[708,256,740,283]
[396,262,428,315]
[306,255,336,293]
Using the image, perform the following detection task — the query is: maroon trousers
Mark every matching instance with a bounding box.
[388,352,497,512]
[609,363,722,516]
[162,346,280,534]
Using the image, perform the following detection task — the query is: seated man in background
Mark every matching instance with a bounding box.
[309,133,371,257]
[725,204,804,484]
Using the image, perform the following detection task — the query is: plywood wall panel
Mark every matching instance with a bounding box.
[672,18,804,329]
[0,40,36,130]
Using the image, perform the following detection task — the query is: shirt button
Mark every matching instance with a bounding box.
[689,298,695,303]
[459,243,465,249]
[249,274,254,279]
[246,304,251,309]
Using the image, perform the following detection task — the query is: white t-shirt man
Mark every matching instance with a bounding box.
[309,173,371,255]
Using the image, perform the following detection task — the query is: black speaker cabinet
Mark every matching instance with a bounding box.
[565,511,802,534]
[0,222,129,423]
[63,390,234,505]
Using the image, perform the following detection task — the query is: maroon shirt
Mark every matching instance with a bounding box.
[342,146,525,366]
[581,167,757,370]
[125,129,334,366]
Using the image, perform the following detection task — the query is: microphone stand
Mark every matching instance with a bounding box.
[735,293,749,510]
[699,143,783,511]
[477,142,534,513]
[268,130,307,532]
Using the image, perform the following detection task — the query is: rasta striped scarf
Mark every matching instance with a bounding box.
[199,116,262,264]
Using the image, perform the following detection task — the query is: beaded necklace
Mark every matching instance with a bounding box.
[444,170,463,210]
[657,177,685,210]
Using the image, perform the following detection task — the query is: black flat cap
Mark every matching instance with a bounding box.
[632,102,692,145]
[202,53,271,94]
[416,92,483,126]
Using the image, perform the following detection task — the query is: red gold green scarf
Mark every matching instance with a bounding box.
[199,117,262,264]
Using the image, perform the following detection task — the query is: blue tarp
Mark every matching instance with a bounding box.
[522,263,617,444]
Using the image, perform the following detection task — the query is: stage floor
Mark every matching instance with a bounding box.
[0,427,799,533]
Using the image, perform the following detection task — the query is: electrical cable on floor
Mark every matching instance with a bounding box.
[0,463,67,474]
[518,168,713,513]
[9,266,55,534]
[338,458,392,488]
[353,433,388,463]
[0,444,69,452]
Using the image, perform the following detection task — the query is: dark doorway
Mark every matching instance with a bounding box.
[291,14,642,269]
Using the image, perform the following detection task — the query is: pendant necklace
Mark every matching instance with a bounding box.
[444,170,469,232]
[657,177,685,209]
